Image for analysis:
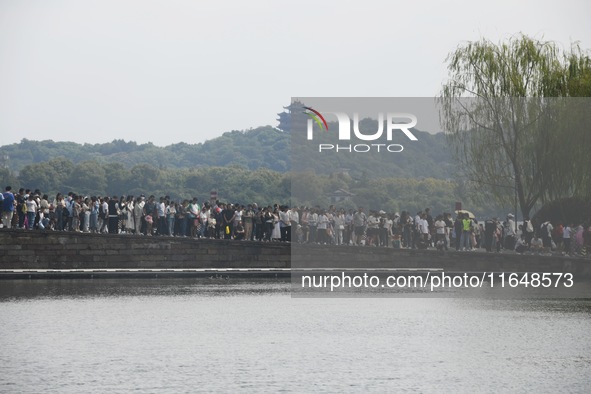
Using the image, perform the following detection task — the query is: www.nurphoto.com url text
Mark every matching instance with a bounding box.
[300,272,574,292]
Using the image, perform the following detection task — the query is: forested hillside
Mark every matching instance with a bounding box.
[0,126,505,216]
[0,126,454,179]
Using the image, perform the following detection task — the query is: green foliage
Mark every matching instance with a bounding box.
[290,169,489,214]
[5,156,501,217]
[0,168,18,190]
[440,34,591,218]
[347,178,453,214]
[1,126,454,180]
[19,157,74,193]
[290,171,326,207]
[129,164,162,193]
[532,197,591,228]
[103,163,131,196]
[65,161,107,196]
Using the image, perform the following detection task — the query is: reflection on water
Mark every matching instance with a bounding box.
[0,278,291,301]
[1,279,590,393]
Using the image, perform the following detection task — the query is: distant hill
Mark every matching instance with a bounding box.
[0,126,508,217]
[0,127,289,174]
[0,126,455,179]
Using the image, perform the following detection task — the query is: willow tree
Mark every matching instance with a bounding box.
[439,34,591,219]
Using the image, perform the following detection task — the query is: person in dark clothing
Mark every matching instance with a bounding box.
[222,204,236,240]
[263,207,274,241]
[16,188,26,228]
[234,221,245,240]
[214,205,224,239]
[454,216,463,251]
[107,195,119,234]
[143,196,156,235]
[484,218,496,252]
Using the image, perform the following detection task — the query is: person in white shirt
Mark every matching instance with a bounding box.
[505,214,516,236]
[100,197,109,233]
[316,210,329,244]
[325,210,335,244]
[345,210,354,245]
[279,206,291,242]
[413,211,423,249]
[300,208,309,243]
[199,206,210,238]
[125,197,134,234]
[233,206,242,226]
[353,207,367,246]
[81,197,90,232]
[289,208,299,229]
[505,213,516,249]
[133,196,144,235]
[309,208,318,243]
[188,198,200,237]
[563,224,572,255]
[165,202,176,236]
[434,215,448,250]
[334,209,345,245]
[419,214,430,242]
[379,213,393,247]
[366,212,380,246]
[25,194,38,230]
[530,235,543,254]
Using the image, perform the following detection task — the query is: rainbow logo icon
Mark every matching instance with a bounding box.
[303,106,329,132]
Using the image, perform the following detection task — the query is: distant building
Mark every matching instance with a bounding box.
[330,189,355,204]
[276,101,307,133]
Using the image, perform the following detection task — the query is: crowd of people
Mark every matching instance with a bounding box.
[1,186,590,257]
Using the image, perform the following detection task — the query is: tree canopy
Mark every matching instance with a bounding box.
[1,126,455,180]
[0,155,503,218]
[440,34,591,219]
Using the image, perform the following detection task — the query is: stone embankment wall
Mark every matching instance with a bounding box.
[0,230,289,270]
[0,230,589,278]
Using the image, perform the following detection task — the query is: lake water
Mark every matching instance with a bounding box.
[1,279,590,393]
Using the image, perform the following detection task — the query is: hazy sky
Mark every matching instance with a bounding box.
[1,0,589,147]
